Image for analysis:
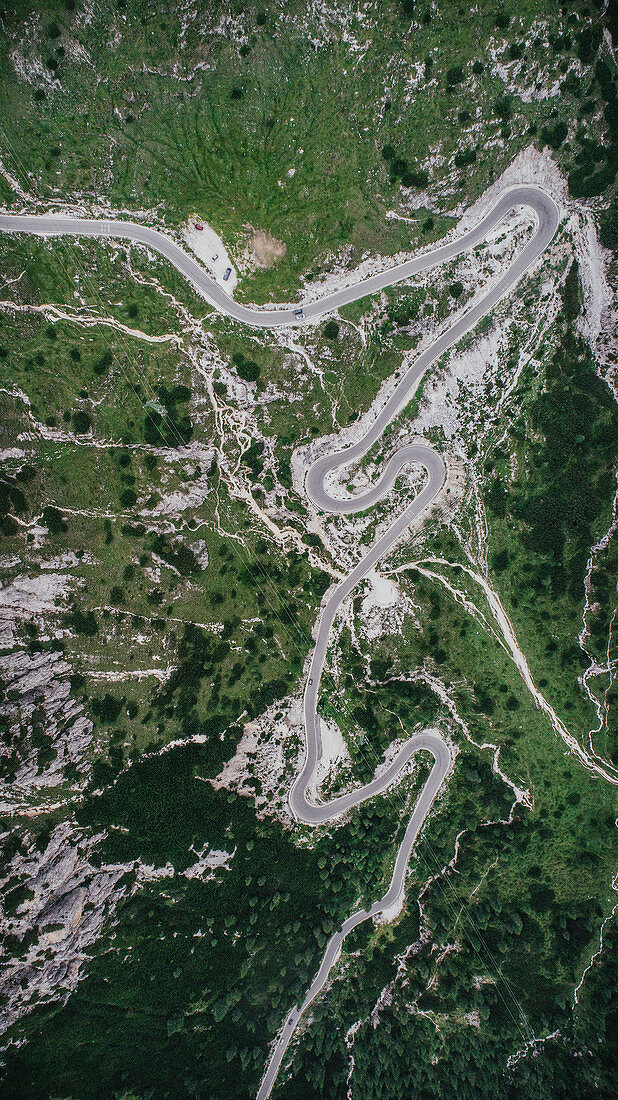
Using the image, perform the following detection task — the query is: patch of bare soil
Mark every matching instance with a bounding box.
[248,228,286,269]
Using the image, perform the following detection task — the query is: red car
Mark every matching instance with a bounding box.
[195,222,203,230]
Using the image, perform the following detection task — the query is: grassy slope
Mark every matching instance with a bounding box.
[0,0,606,296]
[0,2,617,1099]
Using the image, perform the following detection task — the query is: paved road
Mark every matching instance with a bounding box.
[0,185,559,1099]
[0,185,556,329]
[258,187,558,1100]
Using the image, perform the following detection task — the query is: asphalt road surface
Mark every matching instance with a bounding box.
[0,185,559,1100]
[260,187,558,1100]
[0,184,557,330]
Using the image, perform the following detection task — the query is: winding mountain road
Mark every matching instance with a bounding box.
[0,184,560,1099]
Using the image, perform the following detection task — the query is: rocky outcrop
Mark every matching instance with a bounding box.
[0,820,132,1036]
[0,648,93,802]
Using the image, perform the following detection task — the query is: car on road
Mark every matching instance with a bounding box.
[294,307,304,318]
[211,253,218,262]
[223,267,232,281]
[308,677,313,685]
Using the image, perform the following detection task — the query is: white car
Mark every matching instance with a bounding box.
[211,253,218,262]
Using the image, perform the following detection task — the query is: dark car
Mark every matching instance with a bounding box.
[223,267,232,281]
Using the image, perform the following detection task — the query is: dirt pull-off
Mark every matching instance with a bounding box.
[248,228,286,268]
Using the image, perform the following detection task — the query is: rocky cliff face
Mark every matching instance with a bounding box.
[0,647,93,802]
[0,561,108,1032]
[1,819,132,1036]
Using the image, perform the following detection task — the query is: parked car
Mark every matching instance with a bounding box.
[211,253,218,262]
[195,222,203,230]
[223,267,232,281]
